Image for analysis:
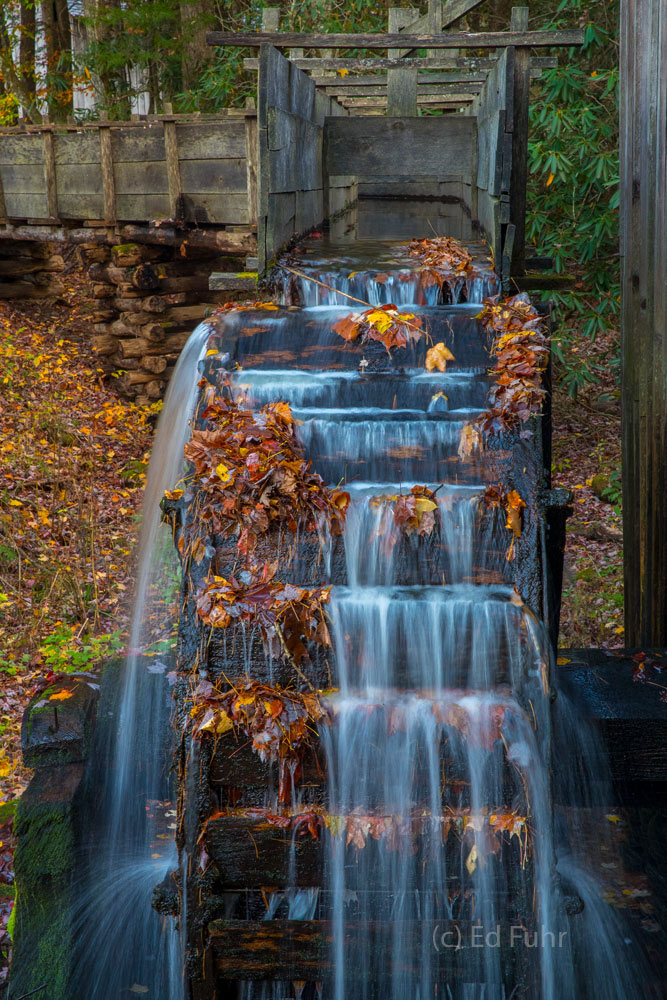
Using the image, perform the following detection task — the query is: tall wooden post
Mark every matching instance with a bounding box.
[509,6,530,274]
[620,0,667,645]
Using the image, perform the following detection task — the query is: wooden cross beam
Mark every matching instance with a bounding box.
[207,29,585,49]
[242,55,559,72]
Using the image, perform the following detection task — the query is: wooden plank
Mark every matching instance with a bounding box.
[99,127,116,224]
[178,157,248,193]
[244,55,559,72]
[338,94,476,107]
[620,0,667,644]
[0,134,44,164]
[244,115,258,226]
[313,71,488,86]
[325,115,475,177]
[113,160,168,194]
[0,168,8,219]
[509,7,530,273]
[163,121,182,219]
[42,131,58,220]
[322,84,483,97]
[53,131,101,164]
[386,67,418,114]
[0,163,51,193]
[208,920,518,981]
[111,128,169,163]
[207,29,585,49]
[173,121,247,159]
[398,0,488,35]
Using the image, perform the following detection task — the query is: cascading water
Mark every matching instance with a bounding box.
[68,325,211,998]
[57,223,651,1000]
[196,228,648,999]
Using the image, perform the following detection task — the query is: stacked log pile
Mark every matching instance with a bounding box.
[83,241,255,404]
[0,240,65,299]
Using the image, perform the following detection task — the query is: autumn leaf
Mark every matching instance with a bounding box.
[458,423,483,460]
[49,689,74,701]
[505,490,526,538]
[425,341,455,372]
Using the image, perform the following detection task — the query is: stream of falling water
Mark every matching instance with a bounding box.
[221,231,647,1000]
[69,324,211,997]
[67,222,649,999]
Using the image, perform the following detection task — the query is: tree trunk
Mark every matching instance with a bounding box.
[19,0,36,117]
[179,0,216,91]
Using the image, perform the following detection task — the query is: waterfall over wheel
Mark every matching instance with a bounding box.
[165,220,644,1000]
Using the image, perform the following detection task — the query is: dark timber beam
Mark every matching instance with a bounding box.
[207,29,585,49]
[620,0,667,645]
[242,56,560,71]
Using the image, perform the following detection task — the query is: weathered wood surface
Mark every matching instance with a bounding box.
[243,55,559,72]
[208,919,518,981]
[620,0,667,645]
[257,45,349,270]
[557,650,667,783]
[0,118,254,227]
[325,115,475,179]
[207,29,585,49]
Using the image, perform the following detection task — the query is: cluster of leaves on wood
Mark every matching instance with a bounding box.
[189,678,329,804]
[332,304,423,353]
[631,652,667,703]
[477,293,549,437]
[195,565,331,669]
[172,388,348,661]
[368,485,439,554]
[180,389,349,554]
[408,236,484,298]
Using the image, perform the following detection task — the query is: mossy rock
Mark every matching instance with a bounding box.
[21,673,100,768]
[590,473,610,499]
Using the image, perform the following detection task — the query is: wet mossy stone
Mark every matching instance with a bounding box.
[10,763,86,1000]
[21,672,101,768]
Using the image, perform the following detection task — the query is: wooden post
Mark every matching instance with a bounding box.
[0,165,7,221]
[509,6,529,274]
[262,8,280,31]
[388,8,418,115]
[41,127,58,220]
[99,125,116,225]
[620,0,667,645]
[163,121,182,221]
[245,115,258,227]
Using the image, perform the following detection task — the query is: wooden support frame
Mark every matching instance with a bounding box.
[243,55,559,72]
[41,128,58,220]
[163,120,182,221]
[99,125,116,225]
[620,0,667,645]
[208,29,585,49]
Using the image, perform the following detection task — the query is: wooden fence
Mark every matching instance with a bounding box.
[0,114,257,230]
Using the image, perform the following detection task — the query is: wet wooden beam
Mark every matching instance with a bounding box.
[620,0,667,645]
[208,30,585,50]
[208,919,519,981]
[557,650,667,783]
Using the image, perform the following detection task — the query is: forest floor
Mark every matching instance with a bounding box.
[0,257,624,977]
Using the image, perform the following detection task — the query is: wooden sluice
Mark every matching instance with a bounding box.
[10,6,667,1000]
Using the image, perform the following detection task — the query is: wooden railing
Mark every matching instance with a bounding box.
[0,112,257,230]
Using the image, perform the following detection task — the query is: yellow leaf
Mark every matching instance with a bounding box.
[546,172,555,187]
[466,843,478,875]
[164,489,184,501]
[337,68,349,78]
[215,463,233,484]
[199,709,233,735]
[49,690,74,701]
[366,310,394,335]
[556,657,571,666]
[205,349,219,356]
[414,498,437,515]
[425,342,455,373]
[0,760,10,778]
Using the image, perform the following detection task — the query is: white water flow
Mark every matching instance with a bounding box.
[70,323,211,998]
[217,242,645,1000]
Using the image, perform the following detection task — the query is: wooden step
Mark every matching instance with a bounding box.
[208,918,521,982]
